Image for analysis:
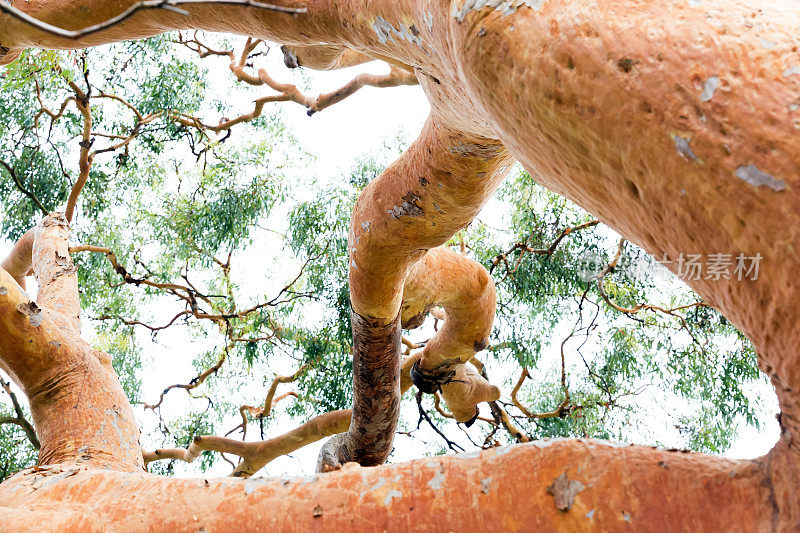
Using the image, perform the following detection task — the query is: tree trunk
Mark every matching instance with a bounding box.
[0,439,790,531]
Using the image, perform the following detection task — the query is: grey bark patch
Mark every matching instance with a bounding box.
[700,75,720,102]
[372,17,426,48]
[452,0,544,22]
[281,45,299,68]
[0,286,6,295]
[384,489,402,505]
[760,38,776,49]
[449,143,503,161]
[316,433,347,472]
[735,164,786,191]
[673,135,700,162]
[783,65,800,77]
[427,469,446,489]
[547,472,585,511]
[481,477,491,494]
[16,301,43,327]
[373,17,396,43]
[312,505,323,518]
[389,192,424,219]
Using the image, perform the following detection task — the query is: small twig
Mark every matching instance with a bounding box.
[0,159,47,215]
[490,219,599,275]
[0,380,40,449]
[416,391,464,453]
[143,340,233,410]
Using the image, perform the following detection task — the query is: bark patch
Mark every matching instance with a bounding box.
[449,143,503,161]
[389,192,424,219]
[17,301,43,327]
[700,75,720,102]
[735,164,785,191]
[673,135,700,162]
[452,0,544,22]
[281,45,299,68]
[547,472,585,511]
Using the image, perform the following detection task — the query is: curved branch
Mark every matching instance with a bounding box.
[142,341,232,410]
[144,409,351,477]
[401,247,500,423]
[0,160,47,216]
[230,365,309,438]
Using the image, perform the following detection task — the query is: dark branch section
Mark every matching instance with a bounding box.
[318,312,401,470]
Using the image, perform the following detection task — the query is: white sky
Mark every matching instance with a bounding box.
[0,38,779,477]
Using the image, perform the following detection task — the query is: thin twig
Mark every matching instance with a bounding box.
[0,380,40,449]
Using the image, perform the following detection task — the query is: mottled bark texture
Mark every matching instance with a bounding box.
[318,313,402,469]
[0,0,799,529]
[0,214,142,472]
[0,440,785,531]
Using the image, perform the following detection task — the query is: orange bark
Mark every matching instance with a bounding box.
[402,246,500,422]
[0,0,798,529]
[0,440,789,531]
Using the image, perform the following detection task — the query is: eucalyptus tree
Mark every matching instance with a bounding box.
[0,0,798,530]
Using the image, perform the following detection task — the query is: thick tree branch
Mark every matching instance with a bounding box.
[144,409,351,477]
[0,229,34,290]
[32,214,82,336]
[401,246,500,423]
